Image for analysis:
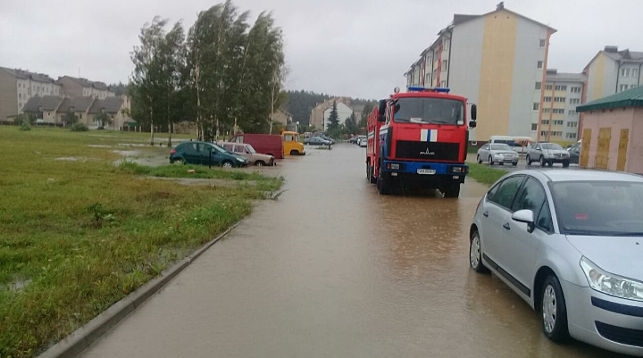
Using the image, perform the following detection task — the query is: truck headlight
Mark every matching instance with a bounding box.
[580,257,643,301]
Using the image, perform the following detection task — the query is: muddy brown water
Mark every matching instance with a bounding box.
[81,143,618,358]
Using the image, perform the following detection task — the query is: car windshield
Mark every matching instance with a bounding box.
[541,143,563,150]
[490,144,512,151]
[392,97,464,125]
[552,181,643,235]
[246,145,256,154]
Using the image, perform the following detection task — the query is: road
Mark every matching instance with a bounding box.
[78,143,618,358]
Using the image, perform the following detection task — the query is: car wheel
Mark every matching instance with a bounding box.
[172,158,186,165]
[477,155,482,164]
[488,156,493,165]
[222,161,233,168]
[469,230,489,273]
[541,275,569,342]
[539,156,546,167]
[526,155,531,165]
[255,161,265,166]
[562,161,569,168]
[512,161,518,166]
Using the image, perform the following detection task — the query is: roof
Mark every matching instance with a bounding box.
[449,5,556,33]
[58,96,96,112]
[88,97,124,114]
[577,86,643,112]
[22,96,63,112]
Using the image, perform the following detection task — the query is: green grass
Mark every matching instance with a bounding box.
[0,127,283,357]
[467,162,508,185]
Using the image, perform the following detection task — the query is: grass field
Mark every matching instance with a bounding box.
[0,126,283,357]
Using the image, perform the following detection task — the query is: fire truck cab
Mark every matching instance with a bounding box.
[366,86,477,197]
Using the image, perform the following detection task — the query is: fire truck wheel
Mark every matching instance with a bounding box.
[443,183,460,198]
[377,172,391,195]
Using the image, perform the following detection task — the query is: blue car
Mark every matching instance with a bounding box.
[169,141,248,168]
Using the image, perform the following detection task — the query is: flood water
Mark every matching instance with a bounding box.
[81,143,620,358]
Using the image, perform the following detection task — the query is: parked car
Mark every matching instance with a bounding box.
[356,135,367,147]
[169,141,248,168]
[526,142,570,167]
[218,141,275,166]
[304,136,332,146]
[469,169,643,356]
[476,143,519,166]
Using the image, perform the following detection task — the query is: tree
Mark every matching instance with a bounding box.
[130,17,185,145]
[344,113,358,136]
[326,100,340,137]
[94,111,113,128]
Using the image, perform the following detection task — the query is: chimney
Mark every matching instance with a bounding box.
[497,2,504,10]
[604,45,618,53]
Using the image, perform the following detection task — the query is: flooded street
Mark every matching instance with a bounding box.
[81,143,618,358]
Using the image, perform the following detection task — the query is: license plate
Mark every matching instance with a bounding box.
[417,168,436,175]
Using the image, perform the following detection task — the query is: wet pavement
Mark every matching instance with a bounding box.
[79,143,619,358]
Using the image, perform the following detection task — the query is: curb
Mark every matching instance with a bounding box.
[37,223,239,358]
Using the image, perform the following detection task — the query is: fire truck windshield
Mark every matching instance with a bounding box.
[392,98,464,125]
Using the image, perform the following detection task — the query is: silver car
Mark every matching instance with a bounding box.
[476,143,519,166]
[526,142,571,167]
[469,169,643,356]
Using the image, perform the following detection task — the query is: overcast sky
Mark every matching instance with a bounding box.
[1,0,640,100]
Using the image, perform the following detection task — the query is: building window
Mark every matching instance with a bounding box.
[442,60,448,72]
[566,133,577,139]
[541,130,549,137]
[554,97,566,102]
[552,131,563,137]
[537,61,543,69]
[553,120,564,126]
[621,68,631,77]
[535,82,541,89]
[570,86,581,93]
[544,96,552,102]
[545,84,553,90]
[567,121,578,128]
[619,84,629,92]
[533,103,539,110]
[542,120,549,125]
[539,39,546,47]
[568,110,577,116]
[555,85,567,91]
[633,68,639,78]
[531,123,538,130]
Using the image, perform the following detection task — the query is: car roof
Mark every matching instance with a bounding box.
[506,169,643,184]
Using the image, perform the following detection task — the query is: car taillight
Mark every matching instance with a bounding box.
[170,149,176,155]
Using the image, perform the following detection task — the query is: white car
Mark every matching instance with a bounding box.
[470,169,643,356]
[476,143,519,166]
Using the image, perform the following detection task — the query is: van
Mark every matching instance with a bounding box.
[233,133,284,159]
[282,130,306,156]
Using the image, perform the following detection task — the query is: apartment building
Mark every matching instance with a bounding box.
[405,2,555,142]
[584,46,643,102]
[57,75,114,99]
[0,67,61,121]
[539,69,586,142]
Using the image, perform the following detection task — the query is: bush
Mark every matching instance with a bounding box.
[71,123,89,131]
[19,121,31,131]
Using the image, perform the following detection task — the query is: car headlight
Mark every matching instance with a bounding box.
[236,157,245,163]
[580,257,643,302]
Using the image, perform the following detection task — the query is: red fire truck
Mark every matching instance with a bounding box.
[366,86,477,197]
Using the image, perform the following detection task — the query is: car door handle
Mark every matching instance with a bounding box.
[503,223,510,230]
[483,211,489,217]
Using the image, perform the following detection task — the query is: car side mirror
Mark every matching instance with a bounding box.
[512,209,535,233]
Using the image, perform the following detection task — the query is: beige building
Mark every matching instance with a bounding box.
[0,67,61,121]
[22,95,132,130]
[57,76,114,99]
[539,69,586,143]
[584,46,643,103]
[405,3,555,142]
[576,86,643,173]
[309,97,353,131]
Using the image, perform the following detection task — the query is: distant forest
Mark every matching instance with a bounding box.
[109,84,374,130]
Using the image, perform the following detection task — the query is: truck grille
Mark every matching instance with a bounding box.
[396,141,459,161]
